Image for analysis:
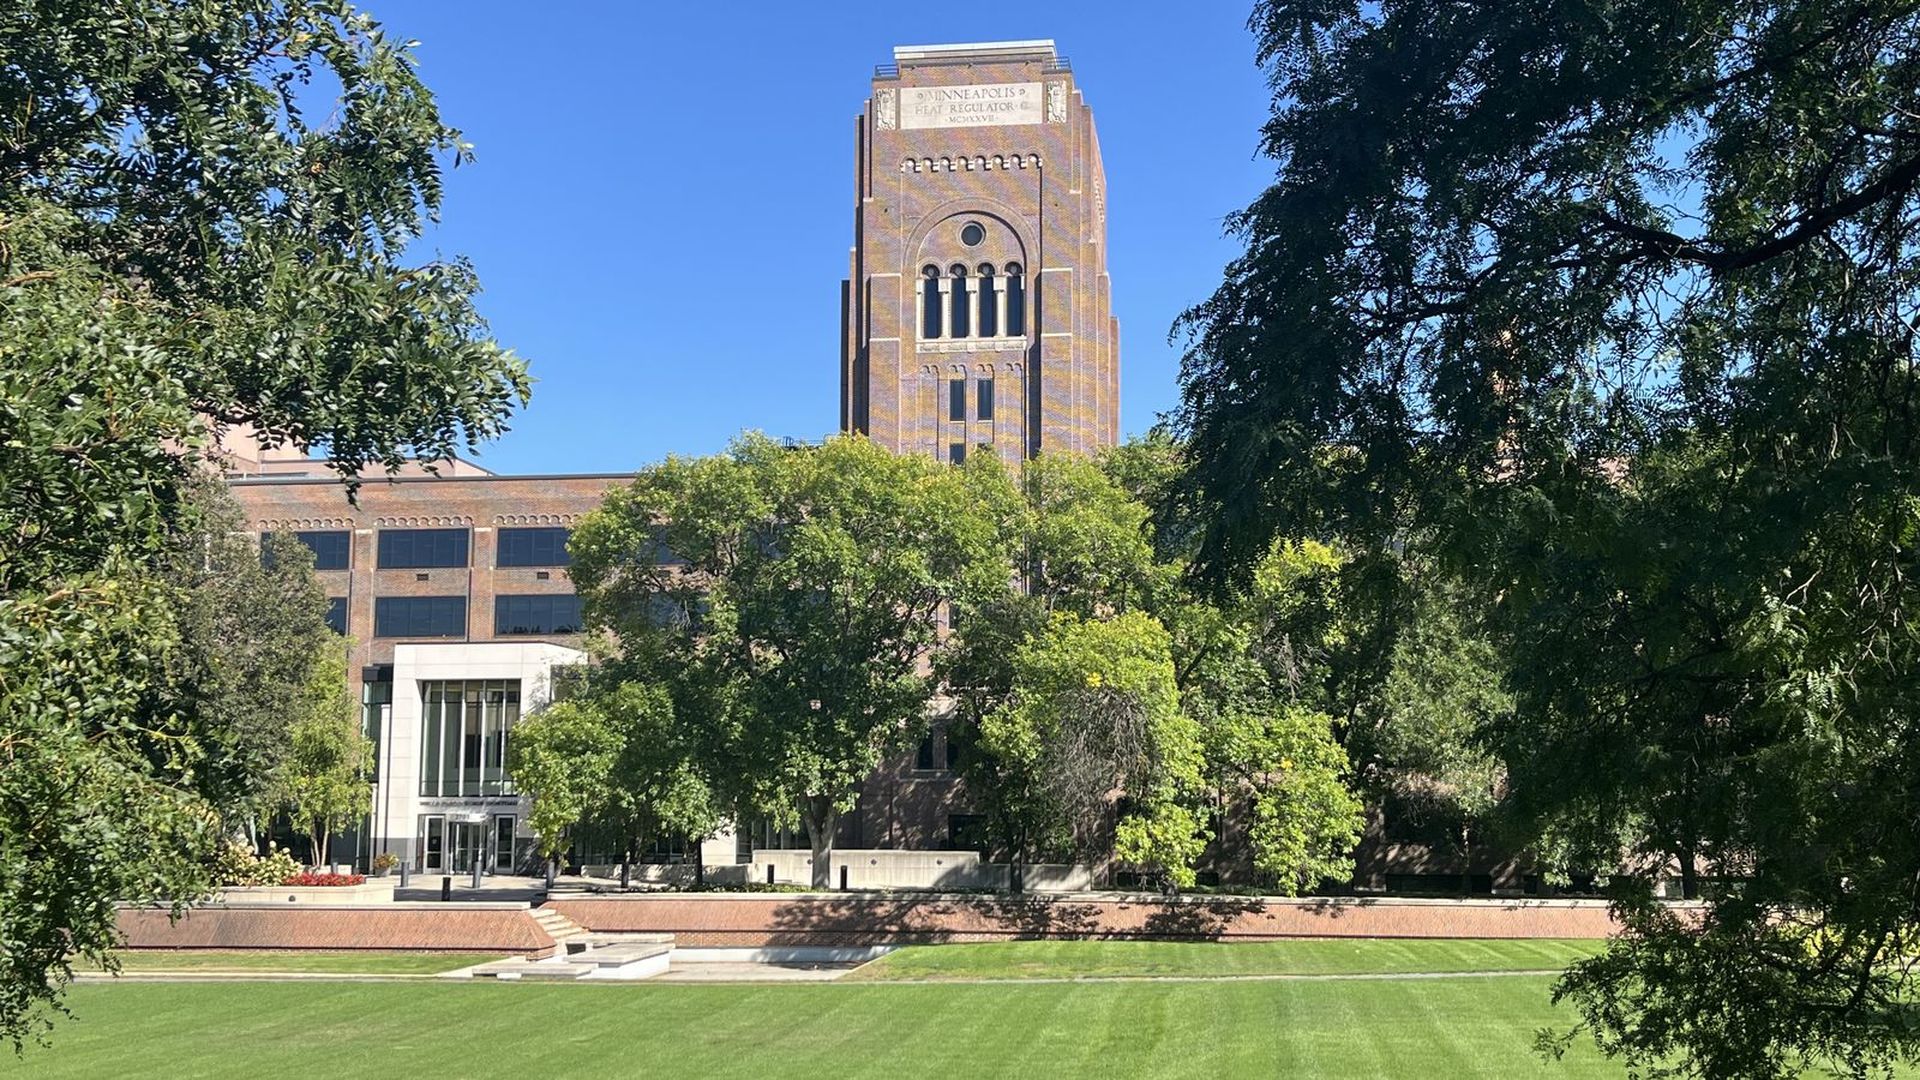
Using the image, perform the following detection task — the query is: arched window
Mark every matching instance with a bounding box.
[948,264,971,339]
[920,265,942,338]
[1004,262,1026,337]
[976,264,998,338]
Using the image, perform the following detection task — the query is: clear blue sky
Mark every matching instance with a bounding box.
[373,1,1275,474]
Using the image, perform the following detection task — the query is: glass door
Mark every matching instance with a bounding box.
[421,814,445,871]
[494,816,516,873]
[449,820,478,873]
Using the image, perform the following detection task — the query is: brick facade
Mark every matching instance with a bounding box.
[841,40,1119,461]
[232,471,629,698]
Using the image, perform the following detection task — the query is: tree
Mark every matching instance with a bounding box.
[571,433,997,889]
[507,698,621,878]
[938,451,1164,876]
[980,612,1207,889]
[1,0,525,1043]
[279,644,370,869]
[1178,2,1920,1074]
[591,682,723,886]
[162,479,338,841]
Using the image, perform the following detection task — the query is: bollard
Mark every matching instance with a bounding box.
[471,856,484,891]
[441,875,451,902]
[399,863,410,888]
[839,864,849,891]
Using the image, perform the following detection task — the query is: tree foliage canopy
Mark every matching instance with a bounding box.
[1180,1,1920,1075]
[571,433,999,888]
[1,0,525,1045]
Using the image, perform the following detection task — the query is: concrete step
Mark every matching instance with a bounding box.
[469,957,589,981]
[574,942,673,968]
[530,907,589,942]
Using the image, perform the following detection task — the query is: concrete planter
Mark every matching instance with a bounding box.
[214,881,396,905]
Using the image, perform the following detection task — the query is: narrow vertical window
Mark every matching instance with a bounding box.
[1005,263,1026,336]
[977,265,998,337]
[948,264,971,338]
[921,265,942,338]
[977,378,995,421]
[949,378,966,422]
[949,442,966,465]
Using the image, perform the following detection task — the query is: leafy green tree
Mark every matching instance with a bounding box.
[981,612,1207,889]
[571,433,997,889]
[1178,2,1920,1074]
[1,0,525,1043]
[162,480,338,841]
[590,682,723,886]
[279,643,370,868]
[938,452,1162,872]
[507,699,621,878]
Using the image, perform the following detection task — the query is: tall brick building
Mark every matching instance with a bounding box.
[223,40,1127,883]
[840,40,1120,461]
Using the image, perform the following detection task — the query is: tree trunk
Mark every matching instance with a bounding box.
[1459,824,1472,897]
[1679,843,1701,900]
[315,824,329,871]
[804,795,837,891]
[1011,825,1027,895]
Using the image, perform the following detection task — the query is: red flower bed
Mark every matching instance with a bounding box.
[281,872,366,887]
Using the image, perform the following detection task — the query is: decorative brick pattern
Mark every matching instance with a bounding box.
[545,894,1628,946]
[116,905,561,954]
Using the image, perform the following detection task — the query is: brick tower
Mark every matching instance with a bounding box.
[840,40,1119,462]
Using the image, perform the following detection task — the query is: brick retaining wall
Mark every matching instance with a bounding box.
[544,894,1627,946]
[116,903,557,954]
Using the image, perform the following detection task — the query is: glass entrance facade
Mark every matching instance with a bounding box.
[419,680,520,797]
[416,814,516,873]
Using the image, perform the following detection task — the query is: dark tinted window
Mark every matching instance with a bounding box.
[977,378,994,421]
[949,378,966,421]
[494,594,584,635]
[373,596,467,637]
[377,528,469,569]
[297,531,352,570]
[949,442,966,465]
[497,527,571,567]
[262,530,351,571]
[325,597,348,635]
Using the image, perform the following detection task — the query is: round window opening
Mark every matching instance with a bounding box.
[960,222,986,247]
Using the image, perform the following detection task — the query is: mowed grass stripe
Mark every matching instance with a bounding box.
[3,978,1622,1079]
[97,950,503,975]
[847,937,1604,981]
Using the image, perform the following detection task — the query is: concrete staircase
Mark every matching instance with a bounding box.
[469,926,675,982]
[530,906,590,956]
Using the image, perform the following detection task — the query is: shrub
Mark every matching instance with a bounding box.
[213,841,302,887]
[281,872,365,887]
[371,852,398,875]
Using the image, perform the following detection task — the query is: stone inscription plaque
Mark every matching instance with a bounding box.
[901,82,1042,129]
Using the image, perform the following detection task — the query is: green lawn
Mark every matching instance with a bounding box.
[849,937,1603,981]
[93,950,504,976]
[2,978,1620,1079]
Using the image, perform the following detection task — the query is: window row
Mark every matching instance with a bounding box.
[367,593,586,638]
[919,263,1025,340]
[264,526,576,571]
